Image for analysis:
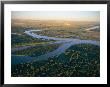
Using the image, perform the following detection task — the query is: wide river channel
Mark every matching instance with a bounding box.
[12,28,100,65]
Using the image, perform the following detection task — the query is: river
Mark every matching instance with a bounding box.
[12,28,100,65]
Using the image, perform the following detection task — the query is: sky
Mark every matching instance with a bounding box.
[11,11,100,22]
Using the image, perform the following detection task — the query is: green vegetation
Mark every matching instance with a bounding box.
[34,29,100,40]
[12,44,100,77]
[12,20,100,40]
[11,20,100,77]
[12,44,61,57]
[11,34,54,48]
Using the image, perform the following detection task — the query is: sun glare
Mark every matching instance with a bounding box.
[65,23,71,26]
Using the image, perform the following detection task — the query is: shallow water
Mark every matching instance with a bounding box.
[12,28,100,65]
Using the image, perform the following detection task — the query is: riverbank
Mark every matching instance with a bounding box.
[11,28,100,65]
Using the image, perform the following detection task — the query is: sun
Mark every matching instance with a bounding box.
[65,23,70,26]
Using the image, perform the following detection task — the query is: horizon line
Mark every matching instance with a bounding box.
[11,18,100,22]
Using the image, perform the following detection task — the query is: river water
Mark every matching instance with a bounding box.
[12,28,100,65]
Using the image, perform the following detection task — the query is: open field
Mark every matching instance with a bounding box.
[12,44,61,57]
[12,19,100,40]
[11,32,55,48]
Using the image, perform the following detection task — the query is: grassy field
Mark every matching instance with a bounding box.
[12,19,100,40]
[11,33,55,48]
[34,29,100,40]
[12,44,61,57]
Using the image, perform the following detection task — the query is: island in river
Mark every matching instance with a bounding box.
[11,19,100,77]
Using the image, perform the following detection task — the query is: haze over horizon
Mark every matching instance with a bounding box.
[12,11,100,22]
